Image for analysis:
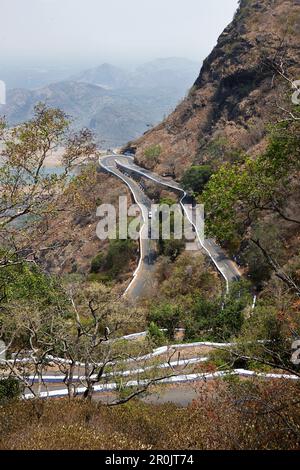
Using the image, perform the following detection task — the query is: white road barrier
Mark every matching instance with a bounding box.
[100,155,240,295]
[23,368,300,400]
[114,157,242,292]
[99,156,148,297]
[5,339,245,367]
[27,357,208,383]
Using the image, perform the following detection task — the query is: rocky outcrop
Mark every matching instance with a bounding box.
[132,0,300,177]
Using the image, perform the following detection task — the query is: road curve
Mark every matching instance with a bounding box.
[99,154,157,299]
[99,154,241,297]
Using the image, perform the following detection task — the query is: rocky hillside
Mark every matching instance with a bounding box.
[28,163,139,287]
[131,0,300,177]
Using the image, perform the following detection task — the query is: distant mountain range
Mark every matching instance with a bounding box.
[1,58,200,147]
[71,63,129,90]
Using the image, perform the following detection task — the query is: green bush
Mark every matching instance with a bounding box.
[90,239,136,279]
[90,253,105,273]
[106,239,136,277]
[157,198,185,261]
[0,377,21,403]
[87,272,113,283]
[183,297,219,340]
[159,238,185,262]
[147,322,166,346]
[144,145,161,163]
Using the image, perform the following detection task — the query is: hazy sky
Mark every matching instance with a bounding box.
[0,0,239,67]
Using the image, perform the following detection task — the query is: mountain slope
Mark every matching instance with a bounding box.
[132,0,300,177]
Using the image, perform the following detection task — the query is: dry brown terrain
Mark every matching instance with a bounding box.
[129,0,299,178]
[30,162,138,279]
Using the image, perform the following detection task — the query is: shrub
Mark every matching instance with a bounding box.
[106,239,136,277]
[90,239,136,279]
[0,377,21,403]
[159,238,185,262]
[147,322,166,346]
[90,252,105,273]
[144,145,161,163]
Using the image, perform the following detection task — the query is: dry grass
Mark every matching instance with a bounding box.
[1,379,300,450]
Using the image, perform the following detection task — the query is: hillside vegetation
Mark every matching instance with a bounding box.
[1,0,300,451]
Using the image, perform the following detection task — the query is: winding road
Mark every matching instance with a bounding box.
[99,154,241,298]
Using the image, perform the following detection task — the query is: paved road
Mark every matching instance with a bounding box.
[100,154,157,299]
[99,154,241,297]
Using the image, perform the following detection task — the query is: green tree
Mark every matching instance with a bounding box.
[183,297,218,340]
[183,280,252,341]
[148,303,182,340]
[0,103,97,269]
[200,117,300,295]
[201,120,300,248]
[181,165,212,195]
